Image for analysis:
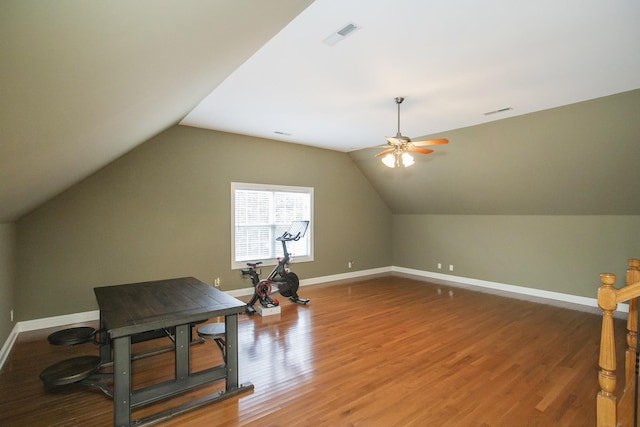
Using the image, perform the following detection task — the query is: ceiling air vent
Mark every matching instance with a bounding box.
[323,22,360,46]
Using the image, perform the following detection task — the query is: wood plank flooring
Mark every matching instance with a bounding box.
[0,275,628,426]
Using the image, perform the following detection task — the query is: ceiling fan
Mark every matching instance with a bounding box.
[376,97,449,168]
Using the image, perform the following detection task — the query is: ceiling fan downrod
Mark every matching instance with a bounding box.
[395,97,404,137]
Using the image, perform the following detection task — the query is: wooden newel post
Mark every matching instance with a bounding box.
[597,272,617,427]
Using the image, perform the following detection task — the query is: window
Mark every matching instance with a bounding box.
[231,182,313,269]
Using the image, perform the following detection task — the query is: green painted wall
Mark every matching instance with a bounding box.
[10,121,640,325]
[0,223,16,346]
[392,214,640,298]
[14,126,391,321]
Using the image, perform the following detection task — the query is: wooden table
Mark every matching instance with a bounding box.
[94,277,253,427]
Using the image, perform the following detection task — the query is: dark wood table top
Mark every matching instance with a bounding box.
[94,277,246,338]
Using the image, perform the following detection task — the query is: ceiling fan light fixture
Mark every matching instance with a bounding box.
[381,150,414,168]
[382,153,396,168]
[401,152,414,167]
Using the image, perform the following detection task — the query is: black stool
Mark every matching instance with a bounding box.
[39,355,102,386]
[47,327,96,346]
[41,327,113,395]
[196,323,226,362]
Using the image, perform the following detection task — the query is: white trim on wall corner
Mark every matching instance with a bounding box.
[0,311,101,372]
[0,323,19,372]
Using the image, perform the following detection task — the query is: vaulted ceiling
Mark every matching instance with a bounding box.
[2,0,639,222]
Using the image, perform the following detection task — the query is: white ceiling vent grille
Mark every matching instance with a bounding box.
[323,23,360,46]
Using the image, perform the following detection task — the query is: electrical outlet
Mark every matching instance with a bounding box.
[214,277,221,288]
[437,263,442,270]
[449,265,454,271]
[10,309,14,322]
[348,261,354,269]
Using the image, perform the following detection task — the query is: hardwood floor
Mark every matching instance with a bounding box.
[0,276,627,426]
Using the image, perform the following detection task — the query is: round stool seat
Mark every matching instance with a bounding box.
[197,323,225,339]
[40,355,102,386]
[197,323,226,362]
[47,327,96,346]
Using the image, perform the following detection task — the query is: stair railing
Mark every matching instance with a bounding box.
[597,258,640,427]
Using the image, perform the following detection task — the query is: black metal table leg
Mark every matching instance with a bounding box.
[113,336,132,427]
[175,324,190,380]
[99,315,112,364]
[225,314,239,390]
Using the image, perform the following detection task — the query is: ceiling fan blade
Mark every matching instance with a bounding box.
[407,146,434,155]
[411,138,449,146]
[376,148,395,157]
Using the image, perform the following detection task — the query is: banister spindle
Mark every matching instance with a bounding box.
[625,259,640,387]
[627,259,640,285]
[597,272,618,427]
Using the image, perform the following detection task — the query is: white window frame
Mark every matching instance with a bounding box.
[231,182,314,270]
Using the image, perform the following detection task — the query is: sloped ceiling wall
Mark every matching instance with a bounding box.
[0,0,314,222]
[349,89,640,215]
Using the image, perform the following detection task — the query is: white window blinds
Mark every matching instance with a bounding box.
[231,183,313,268]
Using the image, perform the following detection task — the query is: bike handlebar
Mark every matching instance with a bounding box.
[276,231,302,242]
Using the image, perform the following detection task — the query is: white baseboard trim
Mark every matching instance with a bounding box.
[17,310,101,333]
[300,266,392,286]
[1,266,614,372]
[391,266,619,314]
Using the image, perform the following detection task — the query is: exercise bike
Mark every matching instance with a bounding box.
[241,220,310,314]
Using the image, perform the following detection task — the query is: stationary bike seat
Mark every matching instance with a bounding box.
[246,261,263,268]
